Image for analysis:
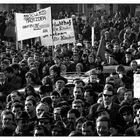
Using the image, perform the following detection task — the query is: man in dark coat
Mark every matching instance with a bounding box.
[0,72,15,103]
[87,86,124,128]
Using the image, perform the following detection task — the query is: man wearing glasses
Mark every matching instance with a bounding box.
[88,86,124,129]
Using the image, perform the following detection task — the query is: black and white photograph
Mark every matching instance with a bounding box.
[0,2,140,136]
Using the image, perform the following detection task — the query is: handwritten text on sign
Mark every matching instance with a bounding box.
[52,18,75,45]
[41,18,75,46]
[15,7,52,41]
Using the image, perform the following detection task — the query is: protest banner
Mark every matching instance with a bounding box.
[134,74,140,98]
[40,33,53,46]
[15,7,52,41]
[41,18,75,46]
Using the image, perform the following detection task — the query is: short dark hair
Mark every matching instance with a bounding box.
[116,65,125,72]
[25,97,36,106]
[4,66,14,73]
[72,99,84,107]
[60,87,69,96]
[11,63,20,70]
[11,102,24,110]
[39,85,48,95]
[96,115,110,129]
[124,89,133,97]
[82,120,95,131]
[85,89,95,97]
[50,90,60,97]
[76,116,87,126]
[103,85,114,95]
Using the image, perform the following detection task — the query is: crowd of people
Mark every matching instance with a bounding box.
[0,6,140,136]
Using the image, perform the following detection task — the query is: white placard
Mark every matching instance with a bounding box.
[53,18,75,45]
[41,18,75,46]
[15,7,52,41]
[134,74,140,98]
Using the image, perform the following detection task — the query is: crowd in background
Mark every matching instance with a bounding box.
[0,7,140,136]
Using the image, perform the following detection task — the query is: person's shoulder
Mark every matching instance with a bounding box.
[0,128,3,136]
[90,102,100,108]
[113,101,120,106]
[125,125,135,136]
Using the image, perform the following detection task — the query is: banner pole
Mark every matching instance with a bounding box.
[20,40,23,50]
[15,12,19,51]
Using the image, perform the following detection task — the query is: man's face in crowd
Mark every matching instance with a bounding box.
[103,90,113,105]
[67,113,76,123]
[27,57,34,66]
[108,56,115,64]
[84,91,92,103]
[0,72,6,85]
[74,81,84,88]
[117,88,125,102]
[105,52,110,60]
[11,92,21,102]
[90,74,98,83]
[17,119,29,131]
[6,48,10,54]
[131,61,137,70]
[50,95,60,104]
[122,111,133,122]
[12,57,19,64]
[34,54,40,62]
[34,127,45,136]
[96,120,109,136]
[76,64,82,73]
[2,114,14,129]
[25,100,35,114]
[135,109,140,124]
[125,54,131,61]
[12,107,22,119]
[72,102,83,114]
[55,80,65,90]
[53,108,61,121]
[1,62,8,71]
[23,53,29,60]
[76,122,83,133]
[73,87,83,99]
[54,57,61,65]
[82,124,93,136]
[88,55,94,63]
[36,103,49,118]
[110,73,122,86]
[73,54,79,63]
[113,44,120,52]
[4,70,11,79]
[25,75,33,84]
[124,91,133,102]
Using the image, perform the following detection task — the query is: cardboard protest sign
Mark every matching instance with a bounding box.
[41,34,53,46]
[15,7,52,41]
[134,74,140,98]
[41,18,75,46]
[53,18,75,45]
